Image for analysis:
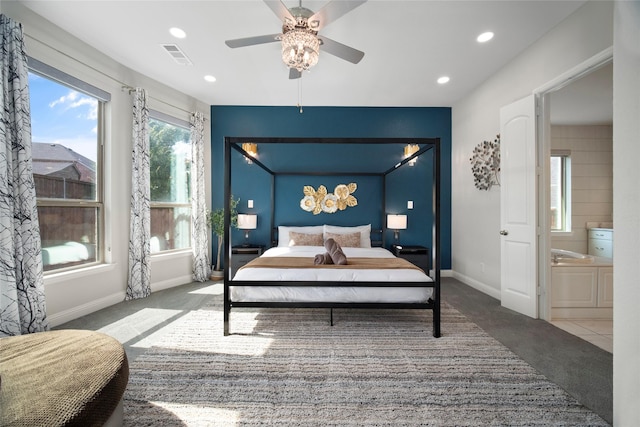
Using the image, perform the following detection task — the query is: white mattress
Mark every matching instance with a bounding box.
[231,246,433,303]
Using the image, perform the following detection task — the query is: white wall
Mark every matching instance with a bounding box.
[452,0,640,423]
[550,125,613,254]
[2,2,212,326]
[613,1,640,425]
[451,1,614,298]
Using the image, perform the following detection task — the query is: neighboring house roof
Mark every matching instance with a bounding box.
[32,161,75,176]
[31,142,96,183]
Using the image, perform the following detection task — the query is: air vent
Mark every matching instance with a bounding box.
[160,44,192,66]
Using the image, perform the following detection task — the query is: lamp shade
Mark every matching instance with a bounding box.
[387,214,407,230]
[237,214,257,230]
[242,142,257,158]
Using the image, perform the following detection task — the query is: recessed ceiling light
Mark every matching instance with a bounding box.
[437,76,450,85]
[169,27,186,39]
[477,31,494,43]
[204,75,216,83]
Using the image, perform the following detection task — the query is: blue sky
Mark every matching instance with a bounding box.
[28,72,98,162]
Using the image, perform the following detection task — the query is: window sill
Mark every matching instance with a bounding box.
[44,263,116,286]
[150,249,192,260]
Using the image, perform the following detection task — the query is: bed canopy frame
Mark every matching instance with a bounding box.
[223,137,441,337]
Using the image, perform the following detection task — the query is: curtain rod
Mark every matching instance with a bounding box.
[25,33,207,119]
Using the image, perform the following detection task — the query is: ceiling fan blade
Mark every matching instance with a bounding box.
[263,0,295,24]
[289,68,302,80]
[319,36,364,64]
[225,34,281,48]
[308,0,367,31]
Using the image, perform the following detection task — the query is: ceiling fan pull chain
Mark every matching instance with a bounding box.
[297,78,303,114]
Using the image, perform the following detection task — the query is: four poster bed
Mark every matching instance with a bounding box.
[223,137,441,338]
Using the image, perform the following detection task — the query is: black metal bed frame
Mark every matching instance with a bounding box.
[223,137,441,338]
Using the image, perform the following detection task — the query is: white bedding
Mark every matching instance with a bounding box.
[231,246,433,303]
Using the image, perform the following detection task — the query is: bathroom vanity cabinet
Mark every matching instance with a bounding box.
[588,228,613,258]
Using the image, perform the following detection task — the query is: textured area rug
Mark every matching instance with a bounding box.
[124,297,608,426]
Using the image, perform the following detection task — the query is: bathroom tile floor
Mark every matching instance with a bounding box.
[550,319,613,353]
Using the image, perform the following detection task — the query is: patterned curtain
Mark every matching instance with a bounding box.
[126,88,151,300]
[0,15,49,336]
[190,111,211,281]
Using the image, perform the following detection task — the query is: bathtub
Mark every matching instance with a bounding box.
[550,248,613,320]
[551,248,595,265]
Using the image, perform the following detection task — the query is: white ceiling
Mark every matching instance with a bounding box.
[550,62,613,125]
[18,0,591,109]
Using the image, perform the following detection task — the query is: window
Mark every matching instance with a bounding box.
[149,113,192,253]
[28,59,108,272]
[550,152,571,232]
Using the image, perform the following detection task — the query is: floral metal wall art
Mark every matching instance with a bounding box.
[300,183,358,215]
[470,134,501,190]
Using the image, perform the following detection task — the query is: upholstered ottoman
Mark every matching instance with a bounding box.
[0,329,129,426]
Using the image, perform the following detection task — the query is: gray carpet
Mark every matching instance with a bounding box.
[124,296,608,426]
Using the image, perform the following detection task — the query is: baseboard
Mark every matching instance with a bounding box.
[151,275,195,293]
[48,291,126,327]
[451,271,501,300]
[48,275,193,327]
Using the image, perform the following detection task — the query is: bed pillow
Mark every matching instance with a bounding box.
[324,238,347,265]
[324,232,361,248]
[278,226,324,247]
[289,231,324,247]
[323,224,372,248]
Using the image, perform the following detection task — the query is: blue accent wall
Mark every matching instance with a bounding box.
[275,175,384,228]
[211,106,452,268]
[385,151,434,249]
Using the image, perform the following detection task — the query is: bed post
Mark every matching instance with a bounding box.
[224,285,230,336]
[433,138,442,338]
[433,282,441,338]
[224,137,231,336]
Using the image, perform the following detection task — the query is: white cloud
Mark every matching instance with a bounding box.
[49,91,78,108]
[49,90,98,120]
[71,97,98,119]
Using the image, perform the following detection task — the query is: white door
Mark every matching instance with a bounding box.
[500,95,538,318]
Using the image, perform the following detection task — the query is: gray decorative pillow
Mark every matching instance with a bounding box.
[289,231,324,246]
[325,231,361,248]
[324,238,347,265]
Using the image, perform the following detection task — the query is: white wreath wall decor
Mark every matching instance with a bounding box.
[470,134,501,190]
[300,183,358,215]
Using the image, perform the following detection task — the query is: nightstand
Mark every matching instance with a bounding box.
[231,245,264,277]
[391,244,429,272]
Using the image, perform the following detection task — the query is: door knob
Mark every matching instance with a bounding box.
[500,230,509,236]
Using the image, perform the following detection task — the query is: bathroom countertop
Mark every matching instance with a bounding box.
[554,256,613,267]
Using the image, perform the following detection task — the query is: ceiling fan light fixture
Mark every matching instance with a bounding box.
[281,29,320,72]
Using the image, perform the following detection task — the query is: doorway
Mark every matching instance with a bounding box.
[537,52,613,353]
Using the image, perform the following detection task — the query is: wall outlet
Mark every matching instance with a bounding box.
[248,200,254,209]
[407,200,414,209]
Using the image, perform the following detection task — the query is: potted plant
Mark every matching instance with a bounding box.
[207,196,239,278]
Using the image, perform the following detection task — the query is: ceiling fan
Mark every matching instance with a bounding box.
[225,0,367,79]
